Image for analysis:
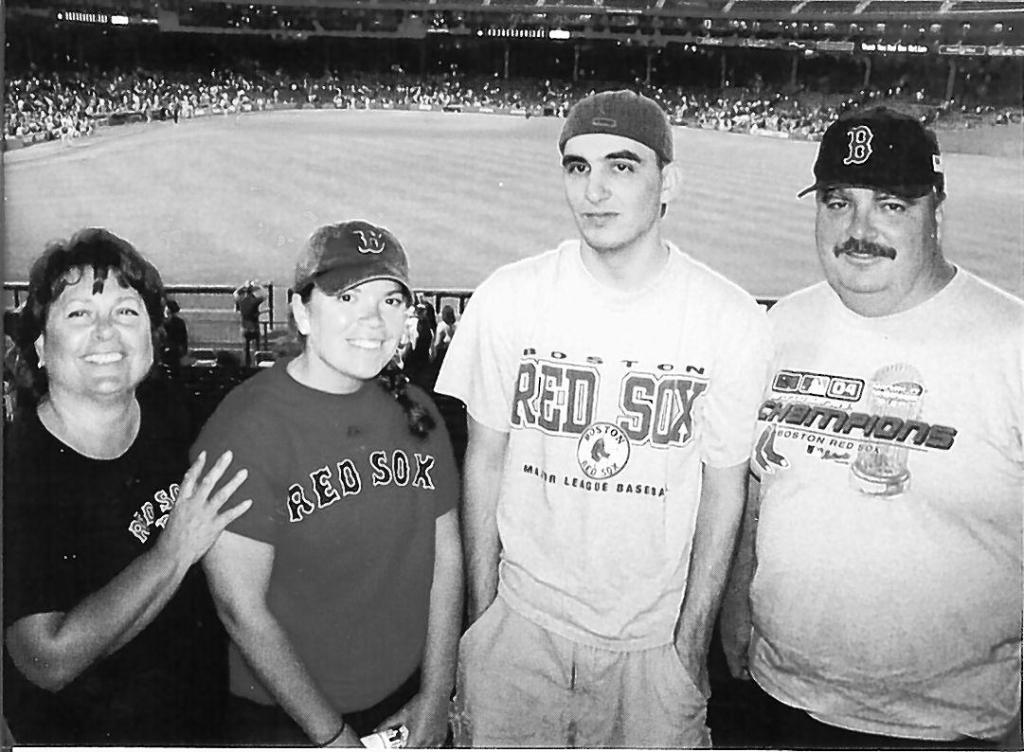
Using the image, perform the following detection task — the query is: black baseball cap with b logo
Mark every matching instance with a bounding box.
[293,220,412,300]
[798,107,944,199]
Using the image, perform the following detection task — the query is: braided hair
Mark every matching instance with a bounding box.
[376,359,436,438]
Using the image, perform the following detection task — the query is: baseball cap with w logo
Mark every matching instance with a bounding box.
[798,107,944,199]
[293,220,412,299]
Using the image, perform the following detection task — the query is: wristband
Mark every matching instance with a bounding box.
[319,720,347,747]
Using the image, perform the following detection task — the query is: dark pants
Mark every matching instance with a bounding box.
[242,330,260,367]
[226,670,420,746]
[749,681,1000,750]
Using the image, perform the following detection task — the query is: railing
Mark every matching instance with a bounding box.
[415,289,474,316]
[3,282,776,350]
[3,282,276,349]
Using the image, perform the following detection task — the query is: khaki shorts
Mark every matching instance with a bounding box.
[451,597,711,748]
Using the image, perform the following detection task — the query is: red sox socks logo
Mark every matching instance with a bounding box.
[843,125,873,165]
[576,422,631,480]
[353,229,386,254]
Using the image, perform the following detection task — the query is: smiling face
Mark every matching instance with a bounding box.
[815,186,949,317]
[561,132,676,257]
[35,270,154,403]
[291,278,410,394]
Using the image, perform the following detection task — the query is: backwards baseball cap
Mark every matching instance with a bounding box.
[293,220,411,299]
[799,107,944,199]
[559,90,673,164]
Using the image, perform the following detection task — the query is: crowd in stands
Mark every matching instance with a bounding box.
[399,299,461,391]
[6,63,1021,147]
[5,65,280,143]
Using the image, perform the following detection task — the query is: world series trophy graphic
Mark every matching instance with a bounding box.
[849,363,925,497]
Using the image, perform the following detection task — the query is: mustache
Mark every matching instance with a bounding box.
[833,238,897,260]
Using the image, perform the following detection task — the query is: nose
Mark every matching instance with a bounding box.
[846,202,876,241]
[357,300,386,326]
[91,315,116,340]
[584,168,610,204]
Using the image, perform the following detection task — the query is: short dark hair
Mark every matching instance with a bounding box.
[13,227,167,407]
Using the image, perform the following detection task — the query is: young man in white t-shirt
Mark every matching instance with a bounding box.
[721,107,1024,748]
[436,90,771,747]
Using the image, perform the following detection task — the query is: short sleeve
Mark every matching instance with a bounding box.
[697,298,774,468]
[434,273,522,432]
[190,397,281,545]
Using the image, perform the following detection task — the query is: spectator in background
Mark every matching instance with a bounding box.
[396,303,419,370]
[232,280,265,367]
[721,107,1024,748]
[2,228,250,745]
[195,221,462,748]
[432,305,458,365]
[435,90,771,747]
[403,299,437,390]
[161,299,189,375]
[3,309,20,423]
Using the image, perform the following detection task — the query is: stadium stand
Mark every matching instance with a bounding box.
[865,1,946,14]
[608,0,655,9]
[798,1,861,14]
[952,0,1024,10]
[727,0,801,13]
[7,60,1019,149]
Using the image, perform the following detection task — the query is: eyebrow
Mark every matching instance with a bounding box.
[604,150,643,163]
[59,291,140,307]
[562,149,645,167]
[337,282,405,296]
[821,186,914,202]
[874,191,913,202]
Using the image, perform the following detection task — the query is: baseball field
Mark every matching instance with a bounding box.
[4,109,1022,307]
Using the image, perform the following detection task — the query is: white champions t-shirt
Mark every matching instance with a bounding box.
[749,270,1024,741]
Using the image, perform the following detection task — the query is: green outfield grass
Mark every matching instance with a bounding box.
[4,109,1022,301]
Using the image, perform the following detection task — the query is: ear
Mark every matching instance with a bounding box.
[34,333,45,367]
[659,162,682,207]
[291,293,311,336]
[932,199,944,247]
